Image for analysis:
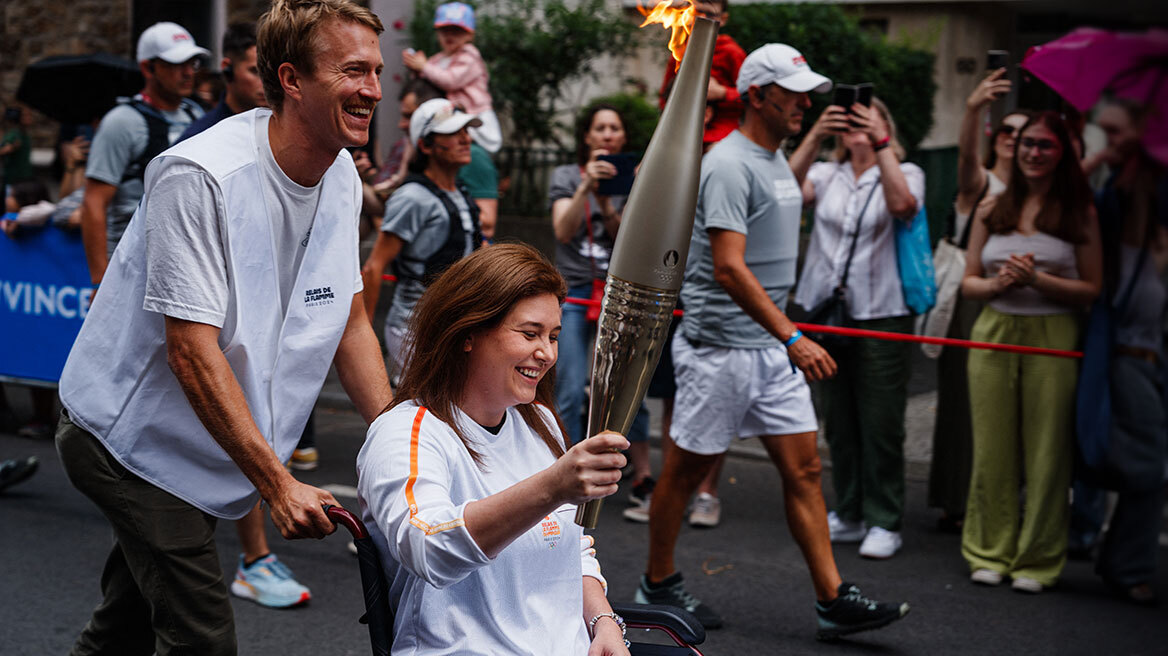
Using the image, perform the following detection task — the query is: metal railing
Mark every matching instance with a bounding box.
[494,145,575,217]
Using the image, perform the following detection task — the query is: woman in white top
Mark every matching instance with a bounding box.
[928,69,1031,534]
[791,97,924,560]
[960,111,1101,593]
[356,243,632,655]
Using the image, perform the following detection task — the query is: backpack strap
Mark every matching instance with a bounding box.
[392,173,481,284]
[120,98,199,183]
[958,177,991,250]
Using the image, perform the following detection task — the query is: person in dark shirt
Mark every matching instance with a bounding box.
[178,22,268,143]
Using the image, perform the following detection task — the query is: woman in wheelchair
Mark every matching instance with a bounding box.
[357,243,632,655]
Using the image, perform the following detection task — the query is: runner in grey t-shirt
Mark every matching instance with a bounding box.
[639,43,907,640]
[679,129,803,349]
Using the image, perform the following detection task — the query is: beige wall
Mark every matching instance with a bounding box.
[857,3,1013,149]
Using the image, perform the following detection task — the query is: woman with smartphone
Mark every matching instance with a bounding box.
[960,111,1101,593]
[928,68,1032,534]
[791,96,924,560]
[547,104,654,515]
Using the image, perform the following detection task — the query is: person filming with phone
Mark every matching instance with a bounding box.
[547,103,655,509]
[790,91,924,560]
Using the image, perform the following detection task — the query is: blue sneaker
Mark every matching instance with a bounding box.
[230,554,311,608]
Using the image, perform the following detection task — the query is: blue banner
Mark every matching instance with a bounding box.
[0,225,93,384]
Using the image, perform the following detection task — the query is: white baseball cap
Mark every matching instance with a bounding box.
[409,98,483,144]
[137,22,210,64]
[736,44,832,97]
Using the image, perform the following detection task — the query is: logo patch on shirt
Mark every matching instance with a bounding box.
[304,286,335,307]
[773,178,802,202]
[540,514,562,549]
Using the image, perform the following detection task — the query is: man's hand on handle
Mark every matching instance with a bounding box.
[267,478,340,540]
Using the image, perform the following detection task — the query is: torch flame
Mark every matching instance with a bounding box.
[638,0,696,65]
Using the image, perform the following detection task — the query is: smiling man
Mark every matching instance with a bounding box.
[55,1,392,654]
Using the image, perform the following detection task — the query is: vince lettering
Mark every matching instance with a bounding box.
[0,280,93,319]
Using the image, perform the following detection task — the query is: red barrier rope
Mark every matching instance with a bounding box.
[381,274,1082,359]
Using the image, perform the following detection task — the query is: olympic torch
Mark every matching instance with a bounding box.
[575,11,719,528]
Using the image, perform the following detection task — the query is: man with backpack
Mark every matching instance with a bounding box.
[79,22,206,286]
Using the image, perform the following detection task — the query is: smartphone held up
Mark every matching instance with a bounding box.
[832,83,874,128]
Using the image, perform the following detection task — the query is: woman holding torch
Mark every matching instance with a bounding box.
[356,244,632,655]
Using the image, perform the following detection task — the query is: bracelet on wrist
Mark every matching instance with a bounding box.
[588,612,627,641]
[872,135,891,152]
[783,329,803,348]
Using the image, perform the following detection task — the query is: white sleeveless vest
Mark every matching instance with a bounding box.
[59,109,359,519]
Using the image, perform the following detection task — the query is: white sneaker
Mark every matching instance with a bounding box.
[622,499,650,523]
[688,493,722,528]
[858,526,902,559]
[827,511,866,543]
[970,568,1003,586]
[1010,576,1043,594]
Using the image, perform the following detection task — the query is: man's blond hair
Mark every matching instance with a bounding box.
[257,0,384,111]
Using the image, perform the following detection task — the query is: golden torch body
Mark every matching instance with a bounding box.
[575,16,719,528]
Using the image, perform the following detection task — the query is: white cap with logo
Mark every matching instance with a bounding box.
[409,98,483,144]
[137,22,211,64]
[736,44,832,97]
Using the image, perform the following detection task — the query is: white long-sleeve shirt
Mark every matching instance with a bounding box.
[356,401,604,655]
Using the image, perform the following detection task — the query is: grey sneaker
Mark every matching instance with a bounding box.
[815,582,909,641]
[635,572,723,629]
[688,492,721,528]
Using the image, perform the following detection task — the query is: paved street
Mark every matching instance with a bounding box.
[3,379,1167,655]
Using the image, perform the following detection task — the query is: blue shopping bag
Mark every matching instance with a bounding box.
[894,205,936,315]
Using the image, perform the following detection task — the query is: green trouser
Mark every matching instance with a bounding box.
[927,295,983,517]
[55,411,237,656]
[962,307,1079,585]
[823,314,914,531]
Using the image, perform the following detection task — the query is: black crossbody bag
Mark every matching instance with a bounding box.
[805,179,881,350]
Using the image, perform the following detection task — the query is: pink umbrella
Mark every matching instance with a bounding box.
[1021,28,1168,164]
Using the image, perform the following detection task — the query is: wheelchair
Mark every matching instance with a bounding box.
[327,506,708,656]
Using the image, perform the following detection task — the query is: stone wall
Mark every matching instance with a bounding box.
[227,0,272,24]
[2,0,132,148]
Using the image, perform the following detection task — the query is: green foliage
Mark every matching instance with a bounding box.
[579,92,661,156]
[410,0,637,149]
[723,3,936,152]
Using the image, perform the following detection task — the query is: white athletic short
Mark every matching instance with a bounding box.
[670,336,818,455]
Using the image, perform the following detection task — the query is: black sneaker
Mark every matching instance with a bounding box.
[815,582,909,641]
[628,476,656,505]
[635,572,723,629]
[0,456,39,493]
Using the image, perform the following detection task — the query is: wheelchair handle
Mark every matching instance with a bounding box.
[325,504,370,540]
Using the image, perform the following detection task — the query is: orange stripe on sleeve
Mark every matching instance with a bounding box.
[404,406,465,536]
